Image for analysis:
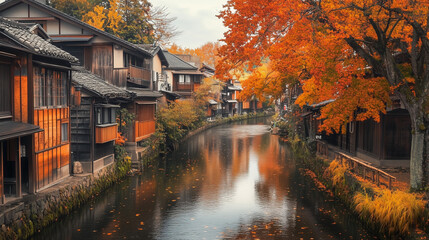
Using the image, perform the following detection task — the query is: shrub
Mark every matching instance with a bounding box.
[354,190,424,236]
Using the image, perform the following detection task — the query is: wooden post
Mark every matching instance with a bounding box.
[389,177,392,189]
[0,142,4,204]
[16,137,21,197]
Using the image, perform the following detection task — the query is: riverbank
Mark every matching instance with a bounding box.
[288,136,428,239]
[0,157,131,239]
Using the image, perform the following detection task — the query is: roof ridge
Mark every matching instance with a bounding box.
[0,0,152,57]
[0,16,78,62]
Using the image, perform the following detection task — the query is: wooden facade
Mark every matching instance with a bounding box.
[34,107,70,189]
[71,67,131,173]
[0,17,75,203]
[133,103,156,142]
[172,74,203,96]
[303,104,412,167]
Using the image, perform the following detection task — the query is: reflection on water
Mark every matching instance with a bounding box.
[32,119,376,240]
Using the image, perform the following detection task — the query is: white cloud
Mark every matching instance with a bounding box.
[153,0,227,48]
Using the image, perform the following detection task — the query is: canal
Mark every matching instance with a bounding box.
[32,119,376,240]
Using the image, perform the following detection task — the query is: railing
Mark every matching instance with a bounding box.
[95,124,118,144]
[128,78,151,88]
[316,140,329,158]
[129,66,151,81]
[175,83,192,91]
[134,120,155,142]
[335,152,396,189]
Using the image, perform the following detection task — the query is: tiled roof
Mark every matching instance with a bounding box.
[0,0,152,57]
[137,44,169,67]
[163,51,198,70]
[72,66,133,99]
[0,17,78,62]
[136,44,159,55]
[128,87,163,98]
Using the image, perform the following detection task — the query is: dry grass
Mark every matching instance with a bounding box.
[324,160,348,187]
[353,189,425,236]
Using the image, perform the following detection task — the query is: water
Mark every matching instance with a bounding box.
[32,119,376,240]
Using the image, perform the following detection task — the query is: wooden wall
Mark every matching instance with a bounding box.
[70,97,91,162]
[13,57,28,123]
[92,45,114,86]
[95,125,118,144]
[34,108,70,189]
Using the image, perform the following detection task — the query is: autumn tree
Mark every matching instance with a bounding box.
[217,0,429,188]
[82,5,106,29]
[168,42,221,67]
[50,0,159,44]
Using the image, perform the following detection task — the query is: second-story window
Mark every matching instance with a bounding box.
[96,106,117,125]
[124,53,150,70]
[34,67,68,108]
[0,63,11,117]
[178,75,191,84]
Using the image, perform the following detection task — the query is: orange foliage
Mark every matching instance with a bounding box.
[115,132,127,146]
[168,42,221,67]
[217,0,429,133]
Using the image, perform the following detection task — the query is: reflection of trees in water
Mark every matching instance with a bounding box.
[256,136,293,204]
[33,121,377,240]
[219,218,292,239]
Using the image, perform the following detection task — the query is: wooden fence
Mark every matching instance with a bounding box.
[316,141,396,189]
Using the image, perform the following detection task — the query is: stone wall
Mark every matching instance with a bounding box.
[0,158,131,239]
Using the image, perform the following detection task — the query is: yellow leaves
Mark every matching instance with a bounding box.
[83,5,106,30]
[106,0,123,34]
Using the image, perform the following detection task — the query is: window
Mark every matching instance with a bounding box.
[34,67,67,108]
[96,107,117,125]
[61,123,68,143]
[124,53,150,70]
[0,63,11,117]
[178,75,191,84]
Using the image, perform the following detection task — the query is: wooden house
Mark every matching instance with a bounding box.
[162,51,204,98]
[70,67,134,173]
[222,80,243,117]
[0,0,162,161]
[0,17,77,203]
[137,44,181,104]
[303,99,412,168]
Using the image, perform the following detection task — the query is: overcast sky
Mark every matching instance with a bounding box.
[153,0,228,49]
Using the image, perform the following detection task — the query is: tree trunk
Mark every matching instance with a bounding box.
[408,105,428,189]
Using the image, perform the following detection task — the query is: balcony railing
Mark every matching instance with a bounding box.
[95,124,118,144]
[134,120,155,142]
[129,66,151,81]
[175,83,192,91]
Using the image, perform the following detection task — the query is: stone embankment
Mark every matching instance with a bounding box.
[0,158,131,239]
